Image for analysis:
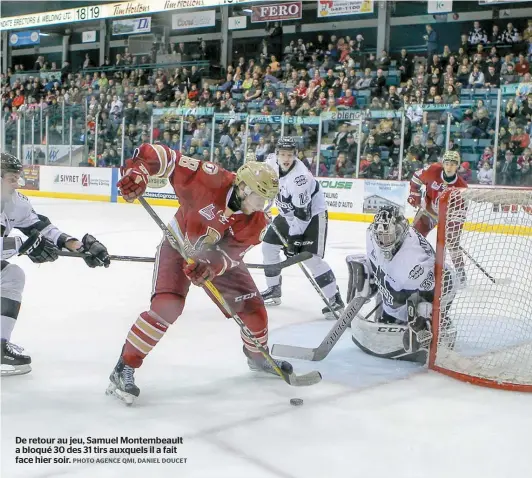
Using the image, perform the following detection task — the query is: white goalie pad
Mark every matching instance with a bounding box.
[351,316,428,363]
[345,254,377,303]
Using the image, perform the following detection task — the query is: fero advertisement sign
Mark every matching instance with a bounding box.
[251,2,302,23]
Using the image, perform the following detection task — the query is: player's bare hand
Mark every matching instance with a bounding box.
[117,160,149,202]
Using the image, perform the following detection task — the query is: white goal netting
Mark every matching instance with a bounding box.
[432,188,532,390]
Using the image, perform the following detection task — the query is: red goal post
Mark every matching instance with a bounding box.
[429,187,532,392]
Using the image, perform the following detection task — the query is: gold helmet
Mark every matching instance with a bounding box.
[442,150,460,164]
[235,161,279,201]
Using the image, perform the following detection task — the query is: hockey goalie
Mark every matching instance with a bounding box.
[346,206,457,362]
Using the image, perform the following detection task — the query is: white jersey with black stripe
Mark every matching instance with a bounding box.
[265,153,327,236]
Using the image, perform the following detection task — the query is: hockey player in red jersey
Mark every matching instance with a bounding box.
[107,143,289,404]
[407,150,468,283]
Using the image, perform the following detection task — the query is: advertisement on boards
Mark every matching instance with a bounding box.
[317,178,357,214]
[251,2,302,23]
[144,176,178,200]
[172,10,216,30]
[317,0,374,18]
[39,166,112,196]
[19,165,40,190]
[362,180,408,214]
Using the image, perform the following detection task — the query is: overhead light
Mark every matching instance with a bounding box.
[242,8,252,13]
[39,33,50,36]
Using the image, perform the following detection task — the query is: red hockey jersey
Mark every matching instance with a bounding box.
[410,162,468,216]
[132,143,268,266]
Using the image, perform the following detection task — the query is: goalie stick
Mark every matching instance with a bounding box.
[272,298,381,361]
[137,196,322,387]
[56,249,312,271]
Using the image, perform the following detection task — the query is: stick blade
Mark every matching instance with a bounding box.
[286,370,322,386]
[272,343,319,361]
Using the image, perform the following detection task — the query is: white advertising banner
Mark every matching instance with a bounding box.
[317,178,358,214]
[317,0,374,18]
[228,15,247,30]
[82,31,96,43]
[427,0,453,14]
[144,177,178,200]
[112,16,151,35]
[0,0,253,31]
[22,145,85,164]
[171,9,216,30]
[39,166,112,196]
[362,180,409,215]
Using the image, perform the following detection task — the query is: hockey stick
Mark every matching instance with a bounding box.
[56,250,156,263]
[56,249,312,271]
[272,297,381,361]
[418,206,497,284]
[268,220,341,320]
[137,196,321,387]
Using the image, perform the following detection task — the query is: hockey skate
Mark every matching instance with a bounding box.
[261,278,282,306]
[106,357,140,405]
[244,347,293,377]
[322,288,345,320]
[1,340,31,376]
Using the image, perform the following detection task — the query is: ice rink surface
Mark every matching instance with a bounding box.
[1,198,530,478]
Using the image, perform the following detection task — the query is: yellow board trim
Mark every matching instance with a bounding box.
[22,191,532,236]
[19,190,110,202]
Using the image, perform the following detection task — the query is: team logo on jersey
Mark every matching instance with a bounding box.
[420,271,435,290]
[294,175,307,187]
[408,265,425,280]
[202,162,219,175]
[431,181,441,190]
[194,226,222,250]
[199,204,216,221]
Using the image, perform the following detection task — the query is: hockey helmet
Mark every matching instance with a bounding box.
[235,161,279,201]
[1,153,23,177]
[371,205,409,259]
[442,150,460,165]
[276,136,297,152]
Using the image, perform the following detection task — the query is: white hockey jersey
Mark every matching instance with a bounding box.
[1,191,71,260]
[366,226,436,323]
[265,153,326,236]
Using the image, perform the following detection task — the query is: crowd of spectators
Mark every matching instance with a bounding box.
[1,19,532,184]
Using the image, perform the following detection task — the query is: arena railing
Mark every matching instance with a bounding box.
[3,86,524,186]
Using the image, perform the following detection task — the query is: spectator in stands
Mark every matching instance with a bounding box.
[468,65,485,88]
[515,54,530,76]
[335,152,355,177]
[499,151,518,185]
[501,22,520,44]
[477,161,494,185]
[458,161,472,183]
[424,25,439,66]
[468,21,488,46]
[484,64,500,87]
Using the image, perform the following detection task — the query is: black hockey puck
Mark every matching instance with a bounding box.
[290,398,304,406]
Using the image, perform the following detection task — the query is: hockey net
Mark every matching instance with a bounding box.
[430,188,532,392]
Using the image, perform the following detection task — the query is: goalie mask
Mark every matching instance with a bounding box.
[370,206,408,260]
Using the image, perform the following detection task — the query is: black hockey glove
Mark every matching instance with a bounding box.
[78,234,110,268]
[285,234,304,257]
[18,229,59,264]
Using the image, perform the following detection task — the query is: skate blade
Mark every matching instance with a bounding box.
[264,298,282,306]
[1,364,32,376]
[105,382,137,406]
[323,308,344,320]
